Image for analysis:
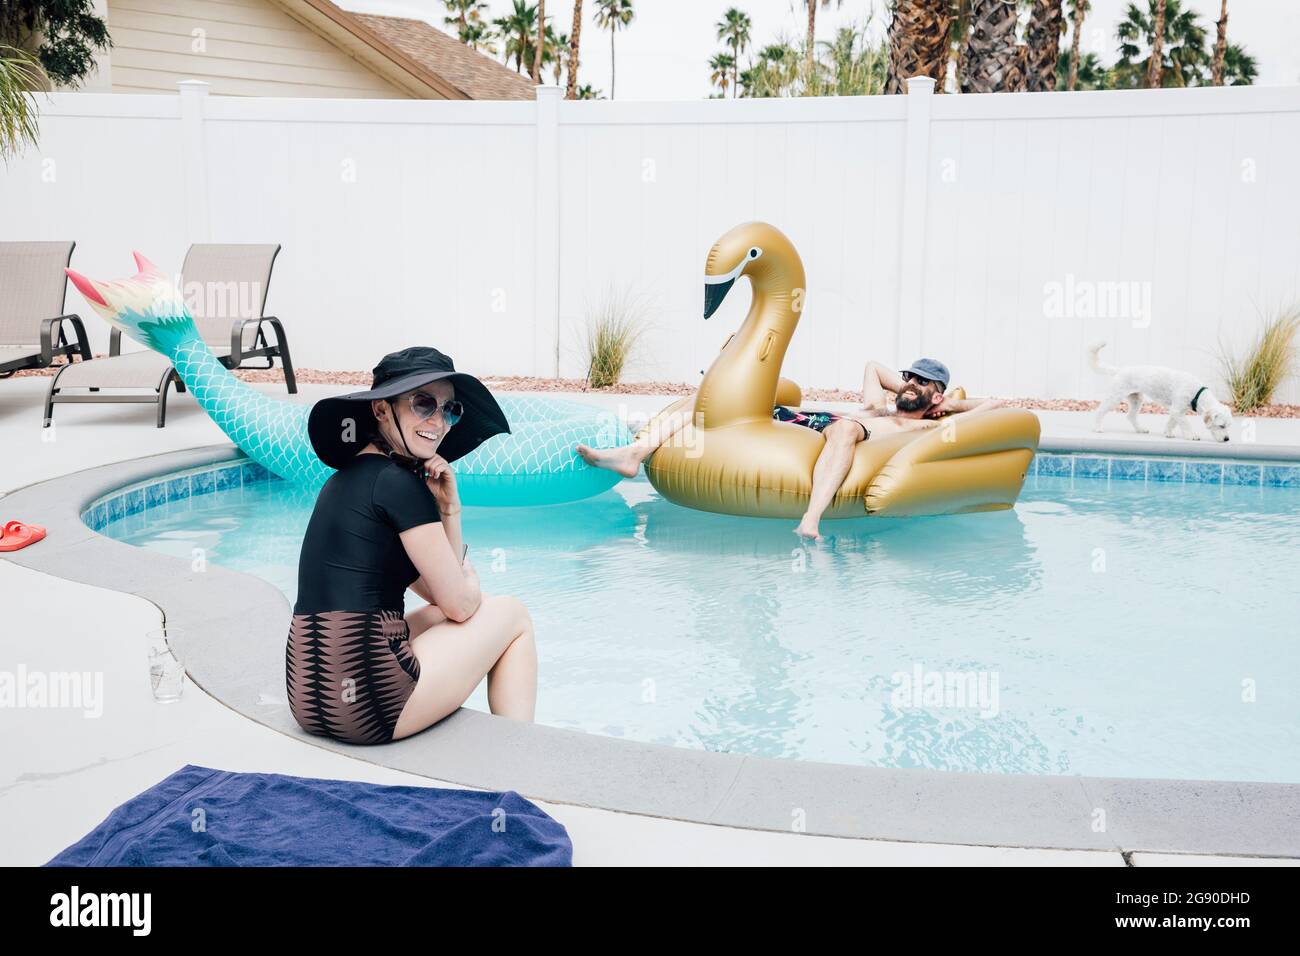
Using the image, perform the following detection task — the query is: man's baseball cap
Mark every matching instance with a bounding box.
[902,358,950,390]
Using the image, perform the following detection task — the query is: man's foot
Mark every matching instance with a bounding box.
[576,443,641,478]
[794,515,822,541]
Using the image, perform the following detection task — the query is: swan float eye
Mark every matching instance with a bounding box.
[749,247,763,260]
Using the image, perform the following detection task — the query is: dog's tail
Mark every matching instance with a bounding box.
[1087,340,1116,375]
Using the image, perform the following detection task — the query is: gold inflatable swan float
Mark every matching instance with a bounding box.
[643,222,1040,518]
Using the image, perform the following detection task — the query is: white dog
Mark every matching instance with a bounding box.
[1088,341,1233,442]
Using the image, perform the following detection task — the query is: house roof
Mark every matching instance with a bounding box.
[352,13,539,101]
[275,0,538,101]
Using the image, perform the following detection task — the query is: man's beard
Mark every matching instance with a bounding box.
[896,388,928,412]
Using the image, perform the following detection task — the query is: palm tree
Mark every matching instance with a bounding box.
[549,28,568,85]
[803,1,842,80]
[494,0,538,74]
[961,0,1023,93]
[1220,41,1256,85]
[532,0,546,81]
[1,45,42,161]
[743,41,797,97]
[1025,1,1064,91]
[885,0,953,94]
[1067,0,1090,90]
[576,83,601,99]
[1211,0,1228,86]
[709,51,735,98]
[567,0,584,99]
[443,0,489,41]
[946,0,971,92]
[716,8,752,99]
[766,40,800,94]
[1147,0,1167,88]
[1115,0,1207,89]
[461,19,497,55]
[815,25,888,96]
[593,0,634,100]
[1055,48,1108,89]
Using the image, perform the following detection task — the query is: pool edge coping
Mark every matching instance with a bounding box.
[3,443,1298,858]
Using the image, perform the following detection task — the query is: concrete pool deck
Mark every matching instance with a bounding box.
[2,376,1299,866]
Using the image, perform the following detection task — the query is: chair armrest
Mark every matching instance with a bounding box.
[229,317,267,365]
[39,314,89,365]
[260,316,287,342]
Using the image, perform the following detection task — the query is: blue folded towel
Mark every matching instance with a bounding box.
[46,764,572,867]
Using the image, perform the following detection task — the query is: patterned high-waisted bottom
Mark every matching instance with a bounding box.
[286,609,421,745]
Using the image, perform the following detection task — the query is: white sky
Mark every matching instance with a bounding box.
[340,1,1300,99]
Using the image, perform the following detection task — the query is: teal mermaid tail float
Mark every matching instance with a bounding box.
[67,254,628,505]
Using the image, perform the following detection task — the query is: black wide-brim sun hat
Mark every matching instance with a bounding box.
[307,346,510,469]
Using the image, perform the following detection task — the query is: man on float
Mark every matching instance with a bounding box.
[578,357,998,539]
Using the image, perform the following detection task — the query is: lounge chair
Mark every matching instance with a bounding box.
[0,241,92,380]
[45,243,296,427]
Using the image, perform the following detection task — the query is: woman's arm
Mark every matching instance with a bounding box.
[439,504,464,566]
[409,575,437,604]
[399,522,481,623]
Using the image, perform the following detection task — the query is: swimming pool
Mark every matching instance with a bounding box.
[93,457,1300,783]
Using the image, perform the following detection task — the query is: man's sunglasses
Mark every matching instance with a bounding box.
[901,371,937,388]
[406,392,463,425]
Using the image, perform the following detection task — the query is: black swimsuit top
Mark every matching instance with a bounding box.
[294,454,441,614]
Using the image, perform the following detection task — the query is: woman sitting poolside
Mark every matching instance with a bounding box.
[287,346,537,746]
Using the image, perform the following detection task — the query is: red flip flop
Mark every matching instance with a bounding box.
[0,521,46,552]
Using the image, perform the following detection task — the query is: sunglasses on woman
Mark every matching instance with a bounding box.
[406,392,464,426]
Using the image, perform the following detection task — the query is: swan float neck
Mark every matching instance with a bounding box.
[695,222,805,431]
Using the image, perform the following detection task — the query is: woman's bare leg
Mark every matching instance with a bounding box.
[796,419,867,540]
[577,393,696,477]
[392,595,537,738]
[404,603,446,635]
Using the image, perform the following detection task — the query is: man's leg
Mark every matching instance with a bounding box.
[796,418,868,539]
[577,393,695,477]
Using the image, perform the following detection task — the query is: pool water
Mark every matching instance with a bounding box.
[101,470,1300,782]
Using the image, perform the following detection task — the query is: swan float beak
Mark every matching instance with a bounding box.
[703,275,735,319]
[703,242,763,319]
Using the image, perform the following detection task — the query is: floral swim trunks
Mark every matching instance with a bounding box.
[772,405,869,440]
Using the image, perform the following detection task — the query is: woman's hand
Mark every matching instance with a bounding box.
[422,453,460,513]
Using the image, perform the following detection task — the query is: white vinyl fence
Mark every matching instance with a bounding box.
[5,80,1300,402]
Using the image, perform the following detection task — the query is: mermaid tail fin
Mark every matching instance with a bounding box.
[65,254,330,487]
[66,252,201,360]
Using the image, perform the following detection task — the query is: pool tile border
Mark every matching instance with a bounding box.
[80,450,1300,535]
[82,460,282,532]
[1031,452,1300,488]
